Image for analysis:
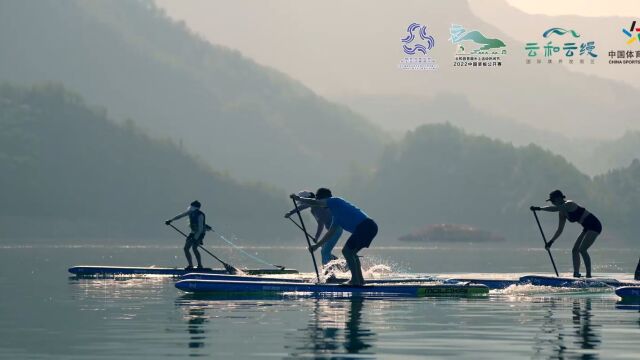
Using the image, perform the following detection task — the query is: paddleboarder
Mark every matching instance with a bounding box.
[291,188,378,286]
[635,258,640,281]
[285,190,343,267]
[165,200,207,270]
[531,190,602,278]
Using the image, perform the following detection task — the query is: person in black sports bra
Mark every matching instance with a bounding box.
[531,190,602,278]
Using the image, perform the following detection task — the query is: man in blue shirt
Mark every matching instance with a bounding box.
[292,188,378,286]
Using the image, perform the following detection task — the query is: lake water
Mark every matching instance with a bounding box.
[0,243,639,359]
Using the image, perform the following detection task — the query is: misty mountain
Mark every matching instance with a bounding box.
[0,83,298,242]
[344,123,638,245]
[581,131,640,175]
[591,158,640,242]
[344,93,640,175]
[0,0,385,189]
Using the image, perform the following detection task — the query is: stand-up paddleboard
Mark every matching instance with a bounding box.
[68,265,298,277]
[518,275,621,288]
[445,275,638,289]
[181,272,442,284]
[182,273,307,283]
[446,278,519,290]
[615,286,640,300]
[175,279,489,297]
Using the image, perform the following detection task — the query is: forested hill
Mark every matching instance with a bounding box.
[0,0,384,188]
[0,84,297,241]
[345,124,640,245]
[591,159,640,242]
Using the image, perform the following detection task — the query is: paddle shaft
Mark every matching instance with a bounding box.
[292,198,321,282]
[532,210,560,277]
[210,226,286,270]
[287,217,317,243]
[168,223,238,274]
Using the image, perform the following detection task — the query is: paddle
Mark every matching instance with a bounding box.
[531,209,559,277]
[167,223,239,275]
[287,217,317,243]
[291,197,321,282]
[206,225,286,271]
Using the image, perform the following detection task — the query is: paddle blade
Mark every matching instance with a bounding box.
[224,263,239,275]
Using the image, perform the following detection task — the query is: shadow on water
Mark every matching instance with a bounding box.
[533,298,601,360]
[283,297,375,359]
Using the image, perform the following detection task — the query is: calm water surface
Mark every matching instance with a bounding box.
[0,243,639,359]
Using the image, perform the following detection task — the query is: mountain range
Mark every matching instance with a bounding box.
[0,0,384,189]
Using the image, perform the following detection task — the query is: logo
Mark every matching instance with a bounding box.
[449,24,505,68]
[402,23,435,54]
[398,22,438,71]
[622,21,640,44]
[607,21,640,65]
[525,27,597,65]
[542,28,581,38]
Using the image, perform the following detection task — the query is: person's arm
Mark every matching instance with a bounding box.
[290,194,327,208]
[284,203,310,218]
[310,224,341,251]
[165,209,190,224]
[539,205,559,212]
[546,213,566,248]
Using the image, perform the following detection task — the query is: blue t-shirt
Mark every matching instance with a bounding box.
[325,197,368,233]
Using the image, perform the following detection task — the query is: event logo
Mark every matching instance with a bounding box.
[525,27,597,64]
[398,22,438,71]
[622,21,640,44]
[542,28,581,38]
[449,24,505,68]
[607,21,640,65]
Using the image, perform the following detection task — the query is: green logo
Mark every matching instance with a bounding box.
[449,24,506,54]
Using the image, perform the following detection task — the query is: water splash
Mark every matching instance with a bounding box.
[364,264,393,277]
[492,283,612,297]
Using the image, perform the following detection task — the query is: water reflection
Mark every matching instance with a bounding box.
[285,297,375,359]
[572,299,600,359]
[185,307,208,350]
[533,298,601,360]
[533,299,566,359]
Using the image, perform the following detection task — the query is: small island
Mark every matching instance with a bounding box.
[399,224,505,243]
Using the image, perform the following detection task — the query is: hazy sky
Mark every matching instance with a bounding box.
[506,0,640,17]
[154,0,640,97]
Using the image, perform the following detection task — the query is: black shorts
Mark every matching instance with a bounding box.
[345,218,378,252]
[186,233,205,247]
[581,214,602,233]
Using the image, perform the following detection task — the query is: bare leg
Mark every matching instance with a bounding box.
[579,231,599,278]
[572,231,586,277]
[183,242,194,267]
[342,246,364,286]
[192,244,203,268]
[353,255,364,284]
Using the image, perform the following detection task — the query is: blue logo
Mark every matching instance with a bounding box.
[398,22,437,71]
[401,23,435,55]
